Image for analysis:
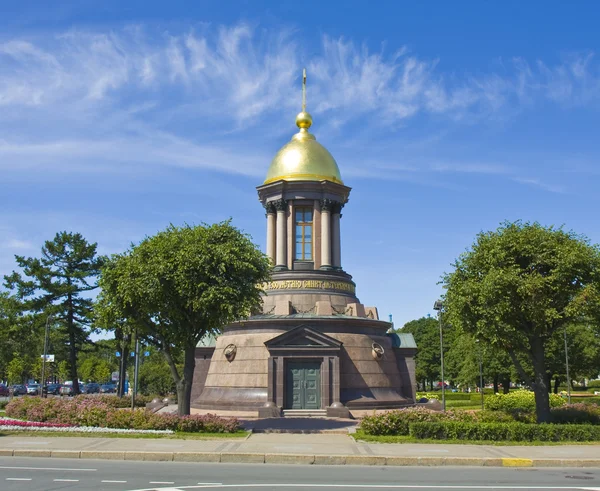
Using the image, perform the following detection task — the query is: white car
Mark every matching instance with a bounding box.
[26,384,40,395]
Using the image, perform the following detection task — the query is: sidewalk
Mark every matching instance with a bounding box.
[1,432,600,467]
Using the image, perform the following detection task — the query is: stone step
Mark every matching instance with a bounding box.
[282,409,327,418]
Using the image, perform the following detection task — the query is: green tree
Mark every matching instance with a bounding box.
[4,232,104,394]
[98,222,271,415]
[442,221,600,422]
[398,317,441,390]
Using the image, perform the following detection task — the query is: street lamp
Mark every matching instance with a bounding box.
[40,314,53,398]
[433,300,445,411]
[564,327,571,404]
[475,339,484,410]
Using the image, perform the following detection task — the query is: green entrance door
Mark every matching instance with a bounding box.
[286,361,321,410]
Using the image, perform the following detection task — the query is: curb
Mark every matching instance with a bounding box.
[1,450,600,467]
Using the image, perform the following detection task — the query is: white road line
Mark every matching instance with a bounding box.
[0,465,97,471]
[54,479,80,482]
[126,485,600,490]
[6,478,33,481]
[150,482,175,485]
[102,480,128,483]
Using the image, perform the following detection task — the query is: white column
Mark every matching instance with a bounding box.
[266,205,276,265]
[320,199,332,270]
[332,209,341,269]
[275,200,287,270]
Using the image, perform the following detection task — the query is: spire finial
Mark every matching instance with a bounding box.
[295,68,313,132]
[302,68,307,112]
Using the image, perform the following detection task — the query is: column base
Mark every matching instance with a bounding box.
[258,402,282,418]
[273,265,289,272]
[319,265,334,271]
[326,402,350,419]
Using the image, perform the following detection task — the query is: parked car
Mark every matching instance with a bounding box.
[43,383,61,395]
[100,383,117,394]
[82,383,100,394]
[11,385,26,396]
[0,384,9,396]
[59,385,76,396]
[26,383,40,395]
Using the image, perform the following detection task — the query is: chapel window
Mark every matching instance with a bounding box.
[295,207,313,261]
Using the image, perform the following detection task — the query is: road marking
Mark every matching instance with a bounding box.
[0,465,97,471]
[150,482,175,485]
[125,485,600,491]
[54,479,80,482]
[102,480,128,483]
[6,478,33,481]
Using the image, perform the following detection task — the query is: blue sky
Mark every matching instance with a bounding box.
[1,1,600,328]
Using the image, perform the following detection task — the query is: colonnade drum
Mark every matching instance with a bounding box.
[191,89,416,417]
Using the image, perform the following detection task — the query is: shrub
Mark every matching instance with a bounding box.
[550,403,600,425]
[5,397,239,433]
[485,390,565,411]
[409,421,600,442]
[0,400,8,410]
[359,407,475,436]
[587,381,600,389]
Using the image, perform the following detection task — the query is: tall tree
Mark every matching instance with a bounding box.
[97,221,271,415]
[442,221,600,422]
[4,232,104,394]
[398,317,442,390]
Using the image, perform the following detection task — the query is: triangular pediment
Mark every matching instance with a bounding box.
[265,325,342,349]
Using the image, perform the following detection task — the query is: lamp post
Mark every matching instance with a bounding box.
[433,300,445,411]
[40,314,52,398]
[476,339,484,410]
[564,327,571,404]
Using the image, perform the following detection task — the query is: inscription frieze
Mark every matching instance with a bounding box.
[261,279,355,294]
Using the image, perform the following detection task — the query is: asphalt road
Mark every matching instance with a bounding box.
[2,457,600,491]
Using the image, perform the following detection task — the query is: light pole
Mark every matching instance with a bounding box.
[433,300,445,411]
[476,339,484,410]
[40,314,52,398]
[564,327,571,404]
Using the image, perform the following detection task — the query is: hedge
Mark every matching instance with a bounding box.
[409,421,600,442]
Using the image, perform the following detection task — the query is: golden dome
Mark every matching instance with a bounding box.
[263,111,343,185]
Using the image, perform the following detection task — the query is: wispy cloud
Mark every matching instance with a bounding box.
[0,23,599,189]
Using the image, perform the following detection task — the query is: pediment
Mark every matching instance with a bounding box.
[265,325,342,349]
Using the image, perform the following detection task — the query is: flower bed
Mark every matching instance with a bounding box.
[5,397,239,433]
[0,417,172,434]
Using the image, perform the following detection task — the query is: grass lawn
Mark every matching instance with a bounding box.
[0,410,5,416]
[0,429,249,439]
[352,430,600,446]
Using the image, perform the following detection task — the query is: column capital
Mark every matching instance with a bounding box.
[264,202,277,215]
[320,199,343,213]
[319,198,334,212]
[272,199,288,212]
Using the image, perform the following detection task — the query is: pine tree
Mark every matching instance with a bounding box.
[4,232,104,394]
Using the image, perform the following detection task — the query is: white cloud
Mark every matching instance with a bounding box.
[0,23,598,188]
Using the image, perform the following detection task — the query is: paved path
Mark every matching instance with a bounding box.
[1,433,600,467]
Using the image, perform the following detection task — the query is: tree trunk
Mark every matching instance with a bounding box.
[553,377,560,394]
[176,345,196,416]
[546,372,552,394]
[493,375,499,394]
[502,377,511,394]
[67,292,80,395]
[530,336,551,423]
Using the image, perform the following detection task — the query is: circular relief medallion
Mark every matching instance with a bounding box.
[372,342,385,360]
[224,344,237,362]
